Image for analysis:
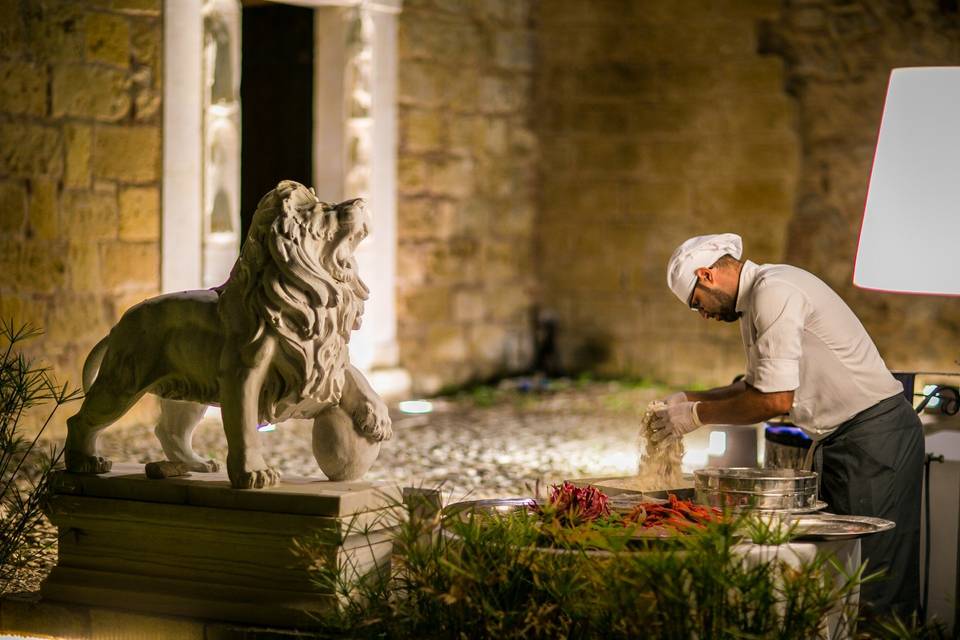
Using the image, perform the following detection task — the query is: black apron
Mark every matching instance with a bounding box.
[812,394,924,619]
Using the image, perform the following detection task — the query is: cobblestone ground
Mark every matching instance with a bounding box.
[16,380,665,593]
[101,379,663,499]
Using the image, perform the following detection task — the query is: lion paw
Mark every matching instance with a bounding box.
[355,400,392,442]
[65,451,113,475]
[185,458,221,473]
[229,466,281,490]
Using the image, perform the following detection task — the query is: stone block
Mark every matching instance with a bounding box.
[726,57,787,94]
[469,323,508,364]
[486,286,531,323]
[401,108,445,152]
[441,67,480,108]
[27,178,58,240]
[447,114,483,155]
[399,196,456,242]
[0,0,25,56]
[0,179,26,234]
[109,289,156,322]
[480,117,509,156]
[65,124,93,188]
[62,190,118,242]
[577,140,642,175]
[453,289,485,322]
[494,30,534,71]
[0,123,62,177]
[42,465,400,627]
[134,84,161,121]
[430,156,474,198]
[402,286,451,319]
[100,241,159,289]
[620,181,691,220]
[45,295,108,345]
[2,239,67,294]
[53,64,131,121]
[694,178,792,218]
[0,293,48,330]
[479,75,522,114]
[726,95,795,133]
[118,186,159,241]
[86,12,130,67]
[733,136,801,178]
[67,242,103,293]
[130,16,160,67]
[0,61,47,116]
[0,596,92,639]
[113,0,162,13]
[399,15,471,63]
[89,609,204,640]
[426,323,469,361]
[396,244,429,288]
[398,156,428,194]
[93,125,161,183]
[23,1,85,62]
[398,60,439,106]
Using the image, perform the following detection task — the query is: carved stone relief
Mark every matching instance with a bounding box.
[202,0,241,287]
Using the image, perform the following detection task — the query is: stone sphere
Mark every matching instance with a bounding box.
[312,407,381,481]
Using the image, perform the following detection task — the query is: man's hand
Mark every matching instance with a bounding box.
[650,401,702,444]
[664,391,687,406]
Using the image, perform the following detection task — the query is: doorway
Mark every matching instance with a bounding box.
[240,3,315,242]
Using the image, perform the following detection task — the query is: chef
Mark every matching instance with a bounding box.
[651,232,924,619]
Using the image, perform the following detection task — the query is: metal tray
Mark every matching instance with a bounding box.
[444,497,535,520]
[786,514,896,540]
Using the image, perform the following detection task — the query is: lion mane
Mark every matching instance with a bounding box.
[218,180,370,423]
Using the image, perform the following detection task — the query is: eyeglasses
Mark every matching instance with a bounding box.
[688,282,701,311]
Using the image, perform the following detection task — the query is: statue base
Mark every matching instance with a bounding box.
[41,463,400,628]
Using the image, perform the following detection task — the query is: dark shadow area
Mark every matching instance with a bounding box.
[240,3,314,243]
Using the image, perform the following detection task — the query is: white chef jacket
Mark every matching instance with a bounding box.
[736,260,903,438]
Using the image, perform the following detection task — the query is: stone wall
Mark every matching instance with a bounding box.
[763,0,960,373]
[396,0,539,393]
[534,0,800,387]
[0,0,162,433]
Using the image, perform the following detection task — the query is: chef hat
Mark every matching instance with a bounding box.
[666,233,743,304]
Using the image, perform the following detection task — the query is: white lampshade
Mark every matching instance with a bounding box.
[854,67,960,296]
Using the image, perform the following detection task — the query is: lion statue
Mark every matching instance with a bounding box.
[64,180,392,489]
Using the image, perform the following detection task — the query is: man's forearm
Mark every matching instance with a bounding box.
[685,380,747,402]
[695,385,793,425]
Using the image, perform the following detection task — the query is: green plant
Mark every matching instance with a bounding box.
[297,492,876,639]
[0,320,81,595]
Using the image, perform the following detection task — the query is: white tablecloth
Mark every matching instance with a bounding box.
[734,538,862,639]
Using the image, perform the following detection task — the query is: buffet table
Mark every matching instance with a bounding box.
[736,538,861,639]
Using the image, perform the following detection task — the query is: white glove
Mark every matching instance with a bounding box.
[664,391,688,406]
[650,401,702,444]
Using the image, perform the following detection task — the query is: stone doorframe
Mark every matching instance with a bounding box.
[162,0,408,397]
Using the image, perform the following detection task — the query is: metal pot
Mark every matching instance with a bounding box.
[694,467,818,511]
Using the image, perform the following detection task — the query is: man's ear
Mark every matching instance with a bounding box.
[694,267,714,284]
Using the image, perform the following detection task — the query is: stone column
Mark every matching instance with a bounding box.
[162,0,204,293]
[313,0,408,398]
[201,0,242,288]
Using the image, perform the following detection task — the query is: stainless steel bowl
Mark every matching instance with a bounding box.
[693,467,818,511]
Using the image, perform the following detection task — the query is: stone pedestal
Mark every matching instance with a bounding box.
[41,463,400,628]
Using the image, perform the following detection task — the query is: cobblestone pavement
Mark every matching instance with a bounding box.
[16,380,664,593]
[99,379,662,500]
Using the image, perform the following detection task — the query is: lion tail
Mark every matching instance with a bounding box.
[81,336,110,392]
